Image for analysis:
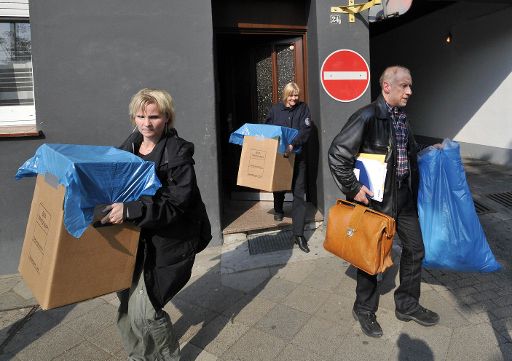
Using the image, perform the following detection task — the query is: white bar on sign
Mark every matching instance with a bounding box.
[323,71,367,80]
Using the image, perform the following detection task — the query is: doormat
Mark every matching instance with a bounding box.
[248,230,294,255]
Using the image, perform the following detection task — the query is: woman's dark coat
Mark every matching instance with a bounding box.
[119,128,211,310]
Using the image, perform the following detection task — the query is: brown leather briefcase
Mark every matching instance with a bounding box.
[324,199,396,275]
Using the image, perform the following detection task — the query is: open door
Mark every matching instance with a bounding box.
[216,33,306,200]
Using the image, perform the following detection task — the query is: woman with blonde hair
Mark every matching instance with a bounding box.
[265,82,313,253]
[101,88,211,360]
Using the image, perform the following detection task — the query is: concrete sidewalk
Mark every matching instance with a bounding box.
[1,158,512,361]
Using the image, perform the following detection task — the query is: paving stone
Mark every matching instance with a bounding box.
[274,344,326,361]
[336,330,394,361]
[418,289,472,329]
[471,290,500,302]
[282,284,330,315]
[11,281,34,301]
[52,341,112,361]
[314,293,355,324]
[176,271,246,314]
[490,305,512,320]
[255,304,311,341]
[5,322,82,361]
[268,260,317,284]
[220,328,286,361]
[221,295,276,327]
[87,322,125,355]
[187,314,249,356]
[446,323,510,361]
[165,297,220,343]
[0,276,20,296]
[180,341,218,361]
[391,323,453,360]
[248,277,298,303]
[65,303,117,340]
[300,262,344,293]
[495,295,512,307]
[0,291,35,311]
[44,297,109,325]
[291,315,351,358]
[220,267,271,293]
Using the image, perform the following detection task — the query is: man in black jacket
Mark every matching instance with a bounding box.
[328,66,439,338]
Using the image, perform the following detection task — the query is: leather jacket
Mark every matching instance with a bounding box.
[328,95,420,218]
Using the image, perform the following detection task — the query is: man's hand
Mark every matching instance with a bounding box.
[354,185,373,205]
[101,203,124,224]
[432,143,443,149]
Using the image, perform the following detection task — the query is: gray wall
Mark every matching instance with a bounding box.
[308,0,372,214]
[371,2,512,166]
[0,1,219,274]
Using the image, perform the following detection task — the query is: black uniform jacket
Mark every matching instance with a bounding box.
[328,95,420,218]
[119,128,211,310]
[265,101,312,148]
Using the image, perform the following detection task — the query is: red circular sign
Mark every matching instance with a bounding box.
[320,49,370,102]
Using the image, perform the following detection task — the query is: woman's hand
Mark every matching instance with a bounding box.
[284,144,294,157]
[101,203,124,224]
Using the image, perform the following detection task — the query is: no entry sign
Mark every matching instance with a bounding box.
[320,49,370,102]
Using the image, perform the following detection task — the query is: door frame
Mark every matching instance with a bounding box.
[214,24,308,104]
[213,24,309,227]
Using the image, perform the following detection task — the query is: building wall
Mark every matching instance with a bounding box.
[371,2,512,165]
[308,0,372,213]
[0,0,218,274]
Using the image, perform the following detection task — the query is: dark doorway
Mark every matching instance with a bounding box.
[215,31,308,230]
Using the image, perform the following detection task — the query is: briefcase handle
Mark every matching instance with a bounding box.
[335,199,395,239]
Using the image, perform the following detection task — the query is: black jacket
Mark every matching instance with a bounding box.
[328,95,420,218]
[120,129,211,309]
[265,101,312,148]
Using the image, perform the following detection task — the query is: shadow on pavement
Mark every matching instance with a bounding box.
[168,230,295,360]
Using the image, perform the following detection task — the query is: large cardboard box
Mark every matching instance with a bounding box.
[236,136,295,192]
[19,174,140,310]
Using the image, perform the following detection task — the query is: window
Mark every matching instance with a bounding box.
[0,18,37,136]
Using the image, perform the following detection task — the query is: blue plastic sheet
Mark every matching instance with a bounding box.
[16,144,161,238]
[417,139,501,272]
[229,123,299,154]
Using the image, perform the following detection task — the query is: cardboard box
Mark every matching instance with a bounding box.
[19,174,140,310]
[236,135,295,192]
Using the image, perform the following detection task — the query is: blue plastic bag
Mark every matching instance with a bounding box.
[229,123,299,154]
[16,144,161,238]
[417,139,501,272]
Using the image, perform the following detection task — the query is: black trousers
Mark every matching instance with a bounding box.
[354,184,425,314]
[273,154,307,237]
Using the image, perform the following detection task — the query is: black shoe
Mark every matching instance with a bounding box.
[274,212,284,221]
[352,309,383,338]
[294,236,310,253]
[396,306,439,326]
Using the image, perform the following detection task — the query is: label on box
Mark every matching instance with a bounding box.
[28,203,52,274]
[247,149,267,178]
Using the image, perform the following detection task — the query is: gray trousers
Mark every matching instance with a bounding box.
[117,271,180,361]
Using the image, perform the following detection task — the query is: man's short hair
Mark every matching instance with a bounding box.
[129,88,175,131]
[379,66,411,88]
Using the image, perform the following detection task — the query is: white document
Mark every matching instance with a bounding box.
[353,154,387,202]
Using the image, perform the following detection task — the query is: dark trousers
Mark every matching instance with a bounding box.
[273,154,307,236]
[354,184,425,314]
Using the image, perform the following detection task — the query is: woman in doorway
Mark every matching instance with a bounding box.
[265,82,313,253]
[101,88,211,360]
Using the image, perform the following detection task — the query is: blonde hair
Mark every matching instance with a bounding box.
[281,82,300,103]
[129,88,175,132]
